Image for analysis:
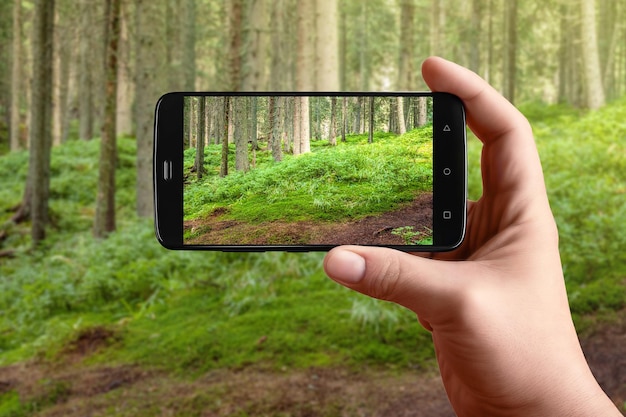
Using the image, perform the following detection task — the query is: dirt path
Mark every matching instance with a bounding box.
[185,193,433,246]
[1,314,625,416]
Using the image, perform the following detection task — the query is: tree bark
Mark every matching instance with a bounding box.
[9,0,22,151]
[241,0,268,91]
[194,97,206,179]
[397,97,406,135]
[580,0,606,109]
[228,0,244,90]
[368,96,374,144]
[220,96,230,177]
[502,0,517,104]
[26,0,55,246]
[397,0,415,90]
[315,0,339,90]
[134,0,166,217]
[94,0,121,238]
[329,96,337,146]
[78,0,94,140]
[234,97,249,172]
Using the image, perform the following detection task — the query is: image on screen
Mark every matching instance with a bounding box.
[182,95,434,246]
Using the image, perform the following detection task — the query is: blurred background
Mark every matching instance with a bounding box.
[0,0,625,415]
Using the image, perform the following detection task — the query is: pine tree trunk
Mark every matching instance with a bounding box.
[10,0,22,151]
[269,96,283,162]
[242,0,268,91]
[502,0,517,104]
[116,4,133,136]
[580,0,606,109]
[397,0,414,90]
[27,0,55,246]
[368,97,374,144]
[228,0,243,90]
[315,0,339,90]
[234,98,249,172]
[94,0,120,238]
[397,97,406,135]
[220,96,230,177]
[329,96,337,146]
[134,0,166,217]
[194,97,206,179]
[78,0,94,140]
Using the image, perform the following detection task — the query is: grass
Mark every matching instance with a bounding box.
[184,128,433,223]
[0,99,625,407]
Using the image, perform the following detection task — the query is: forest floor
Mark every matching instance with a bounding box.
[185,193,433,246]
[1,311,625,416]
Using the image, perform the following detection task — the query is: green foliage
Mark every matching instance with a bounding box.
[391,226,433,245]
[184,128,433,224]
[0,100,625,383]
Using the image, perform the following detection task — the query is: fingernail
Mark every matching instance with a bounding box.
[326,249,366,285]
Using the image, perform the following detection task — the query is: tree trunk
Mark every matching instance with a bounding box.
[234,98,249,172]
[26,0,55,246]
[9,0,22,151]
[116,3,133,136]
[194,97,206,179]
[502,0,517,104]
[580,0,606,109]
[368,96,374,144]
[228,0,244,90]
[296,0,315,90]
[134,0,166,217]
[269,96,283,162]
[417,97,427,127]
[78,0,94,140]
[94,0,120,238]
[397,97,406,135]
[298,96,311,153]
[315,0,339,90]
[241,0,268,91]
[182,0,196,90]
[329,96,337,146]
[341,96,347,142]
[397,0,415,90]
[220,96,230,177]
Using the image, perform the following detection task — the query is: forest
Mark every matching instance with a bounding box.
[183,95,434,246]
[0,0,625,415]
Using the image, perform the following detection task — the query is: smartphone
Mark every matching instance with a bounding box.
[154,92,466,252]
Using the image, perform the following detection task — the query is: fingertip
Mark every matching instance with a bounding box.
[324,246,366,285]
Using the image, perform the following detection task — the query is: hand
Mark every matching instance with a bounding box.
[323,57,620,416]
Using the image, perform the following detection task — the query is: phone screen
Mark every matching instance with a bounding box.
[154,92,466,251]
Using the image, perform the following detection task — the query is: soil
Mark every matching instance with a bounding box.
[185,193,433,246]
[1,314,625,416]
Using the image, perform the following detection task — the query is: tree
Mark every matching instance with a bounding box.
[94,0,121,238]
[78,0,94,140]
[23,0,55,246]
[228,0,244,90]
[268,96,282,162]
[315,0,339,90]
[329,96,337,146]
[397,97,406,135]
[220,96,230,177]
[241,0,268,91]
[135,0,167,217]
[9,0,22,151]
[368,96,374,144]
[234,97,249,172]
[580,0,606,109]
[194,97,206,179]
[502,0,517,103]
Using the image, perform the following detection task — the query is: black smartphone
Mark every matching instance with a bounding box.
[154,92,466,252]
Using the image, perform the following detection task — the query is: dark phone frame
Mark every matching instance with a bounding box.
[154,92,466,252]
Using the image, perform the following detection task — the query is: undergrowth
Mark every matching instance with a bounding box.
[0,99,625,380]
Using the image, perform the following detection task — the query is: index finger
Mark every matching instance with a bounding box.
[421,57,545,198]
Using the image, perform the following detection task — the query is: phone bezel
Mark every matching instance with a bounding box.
[153,92,466,252]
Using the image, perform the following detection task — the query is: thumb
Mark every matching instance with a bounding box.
[323,246,461,318]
